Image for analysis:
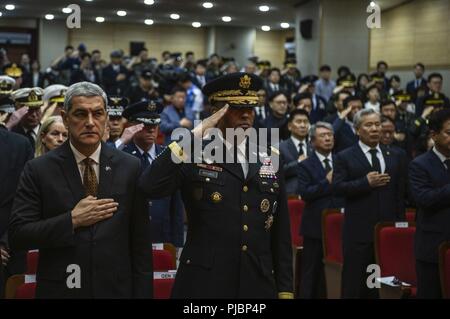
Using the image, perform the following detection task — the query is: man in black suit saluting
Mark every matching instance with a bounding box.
[9,82,153,298]
[409,108,450,299]
[333,108,406,299]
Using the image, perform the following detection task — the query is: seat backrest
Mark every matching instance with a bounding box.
[288,199,305,247]
[153,278,175,299]
[405,209,416,223]
[14,283,36,299]
[26,250,39,274]
[439,242,450,299]
[322,209,344,264]
[375,223,417,286]
[153,249,176,271]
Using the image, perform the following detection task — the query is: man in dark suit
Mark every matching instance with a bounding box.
[406,63,427,97]
[279,109,312,195]
[102,50,130,96]
[160,87,194,145]
[139,73,294,299]
[333,108,406,299]
[122,101,184,247]
[332,96,363,153]
[8,82,153,298]
[298,121,344,299]
[0,125,33,297]
[409,109,450,299]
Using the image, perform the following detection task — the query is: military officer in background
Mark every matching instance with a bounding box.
[10,88,44,152]
[0,76,16,125]
[122,101,184,247]
[139,72,293,299]
[105,96,128,148]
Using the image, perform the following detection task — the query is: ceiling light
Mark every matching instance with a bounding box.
[62,7,72,14]
[144,19,154,25]
[170,13,180,20]
[117,10,127,17]
[95,16,105,23]
[5,4,15,11]
[202,2,213,9]
[144,0,155,5]
[85,0,93,2]
[222,16,231,22]
[259,5,270,12]
[192,22,201,28]
[45,14,55,20]
[280,22,290,29]
[261,25,270,31]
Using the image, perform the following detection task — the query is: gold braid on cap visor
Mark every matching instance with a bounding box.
[208,90,259,105]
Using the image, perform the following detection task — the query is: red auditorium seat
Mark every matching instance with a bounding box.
[287,199,305,248]
[153,249,176,271]
[153,278,175,299]
[14,283,36,299]
[405,209,416,223]
[26,250,39,274]
[375,222,417,299]
[439,242,450,299]
[322,209,344,299]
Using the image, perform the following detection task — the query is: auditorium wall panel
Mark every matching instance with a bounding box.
[69,22,207,60]
[254,30,294,69]
[370,0,450,68]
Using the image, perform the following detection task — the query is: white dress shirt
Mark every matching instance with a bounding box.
[70,142,101,184]
[290,135,308,156]
[432,147,450,169]
[136,144,156,165]
[358,141,386,173]
[220,133,248,178]
[270,82,280,92]
[315,151,333,170]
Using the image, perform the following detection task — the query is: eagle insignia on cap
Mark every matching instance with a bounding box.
[28,90,38,102]
[239,75,251,89]
[148,101,157,112]
[110,97,122,106]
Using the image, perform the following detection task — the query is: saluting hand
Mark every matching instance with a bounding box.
[119,123,144,145]
[192,104,229,139]
[367,172,391,188]
[71,196,118,230]
[338,106,353,120]
[5,107,29,130]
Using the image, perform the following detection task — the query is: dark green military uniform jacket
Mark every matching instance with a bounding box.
[139,135,293,299]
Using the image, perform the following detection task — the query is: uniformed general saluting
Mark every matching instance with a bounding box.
[139,72,293,299]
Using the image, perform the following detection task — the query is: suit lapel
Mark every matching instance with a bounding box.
[56,142,85,203]
[311,152,326,178]
[97,143,114,199]
[287,138,299,158]
[380,145,393,174]
[353,144,373,171]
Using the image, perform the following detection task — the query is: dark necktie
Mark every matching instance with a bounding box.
[298,142,304,156]
[369,149,381,173]
[83,158,98,197]
[25,130,35,150]
[141,152,150,171]
[324,158,332,173]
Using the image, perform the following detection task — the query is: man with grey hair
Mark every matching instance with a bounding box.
[333,108,406,299]
[298,121,344,298]
[9,82,153,298]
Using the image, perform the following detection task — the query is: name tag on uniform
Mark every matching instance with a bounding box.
[154,271,177,279]
[197,163,222,172]
[199,169,219,179]
[395,222,409,228]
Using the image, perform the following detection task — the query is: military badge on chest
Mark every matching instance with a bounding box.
[262,200,277,231]
[259,158,278,180]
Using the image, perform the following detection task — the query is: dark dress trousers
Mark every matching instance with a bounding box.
[333,143,406,298]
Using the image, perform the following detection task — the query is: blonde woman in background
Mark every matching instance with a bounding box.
[35,116,68,157]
